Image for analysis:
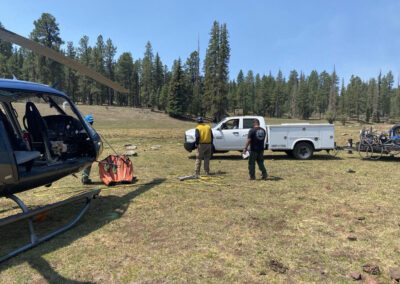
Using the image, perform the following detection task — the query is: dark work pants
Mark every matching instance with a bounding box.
[82,165,92,181]
[248,150,267,178]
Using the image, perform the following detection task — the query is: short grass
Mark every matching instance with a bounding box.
[1,106,400,283]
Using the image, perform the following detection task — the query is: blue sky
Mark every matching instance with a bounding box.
[1,0,399,84]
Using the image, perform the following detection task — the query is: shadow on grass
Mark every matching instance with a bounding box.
[266,176,283,181]
[265,154,343,161]
[0,178,165,283]
[189,154,343,161]
[362,155,400,162]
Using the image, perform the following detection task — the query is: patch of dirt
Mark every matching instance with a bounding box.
[362,263,380,275]
[269,259,288,274]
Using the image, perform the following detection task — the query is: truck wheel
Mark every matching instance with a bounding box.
[293,142,314,160]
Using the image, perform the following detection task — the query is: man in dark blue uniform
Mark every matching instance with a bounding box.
[243,119,268,180]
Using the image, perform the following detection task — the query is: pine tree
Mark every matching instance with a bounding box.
[367,78,378,122]
[133,60,141,106]
[141,41,154,107]
[227,80,237,112]
[65,42,78,102]
[307,70,319,114]
[346,75,365,121]
[245,70,255,113]
[254,73,261,114]
[327,67,338,115]
[77,35,92,104]
[215,23,230,120]
[30,13,64,86]
[203,21,230,121]
[115,52,134,106]
[21,50,37,81]
[184,51,200,114]
[236,70,247,113]
[151,53,163,109]
[159,84,169,111]
[204,21,219,118]
[104,38,117,105]
[338,79,346,116]
[382,71,394,117]
[167,59,186,117]
[272,70,285,117]
[317,71,331,118]
[256,74,274,116]
[377,71,382,119]
[6,48,23,79]
[287,70,299,118]
[297,73,311,119]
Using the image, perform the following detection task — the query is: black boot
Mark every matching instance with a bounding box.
[82,177,93,185]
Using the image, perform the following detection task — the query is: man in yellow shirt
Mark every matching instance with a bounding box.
[195,117,213,177]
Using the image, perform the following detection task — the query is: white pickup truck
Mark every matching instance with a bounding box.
[184,116,335,159]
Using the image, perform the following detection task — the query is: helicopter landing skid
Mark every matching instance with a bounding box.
[0,188,101,263]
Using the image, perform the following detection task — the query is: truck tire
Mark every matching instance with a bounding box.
[293,142,314,160]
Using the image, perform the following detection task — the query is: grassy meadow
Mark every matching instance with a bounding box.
[1,105,400,283]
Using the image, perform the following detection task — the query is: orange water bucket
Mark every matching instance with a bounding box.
[98,155,135,186]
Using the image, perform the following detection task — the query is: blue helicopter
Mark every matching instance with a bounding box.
[0,27,129,262]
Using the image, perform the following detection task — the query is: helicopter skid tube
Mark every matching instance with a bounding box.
[0,188,101,263]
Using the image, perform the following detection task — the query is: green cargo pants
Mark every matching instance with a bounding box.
[248,150,267,178]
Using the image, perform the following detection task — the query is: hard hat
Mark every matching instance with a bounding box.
[85,114,95,123]
[197,116,204,123]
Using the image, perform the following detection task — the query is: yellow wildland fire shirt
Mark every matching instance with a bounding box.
[195,123,213,144]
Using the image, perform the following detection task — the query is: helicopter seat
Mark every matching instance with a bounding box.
[14,151,41,165]
[24,102,54,162]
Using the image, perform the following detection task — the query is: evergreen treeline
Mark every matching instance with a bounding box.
[1,13,399,122]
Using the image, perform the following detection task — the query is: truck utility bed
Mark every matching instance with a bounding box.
[268,123,335,150]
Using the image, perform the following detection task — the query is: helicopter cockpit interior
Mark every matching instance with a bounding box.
[0,90,98,180]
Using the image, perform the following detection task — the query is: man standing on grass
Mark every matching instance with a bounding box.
[195,117,213,177]
[243,119,268,180]
[82,114,95,185]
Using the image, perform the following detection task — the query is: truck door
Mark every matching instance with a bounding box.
[238,118,254,148]
[213,118,242,150]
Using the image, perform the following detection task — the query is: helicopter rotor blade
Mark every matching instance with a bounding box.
[0,27,129,94]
